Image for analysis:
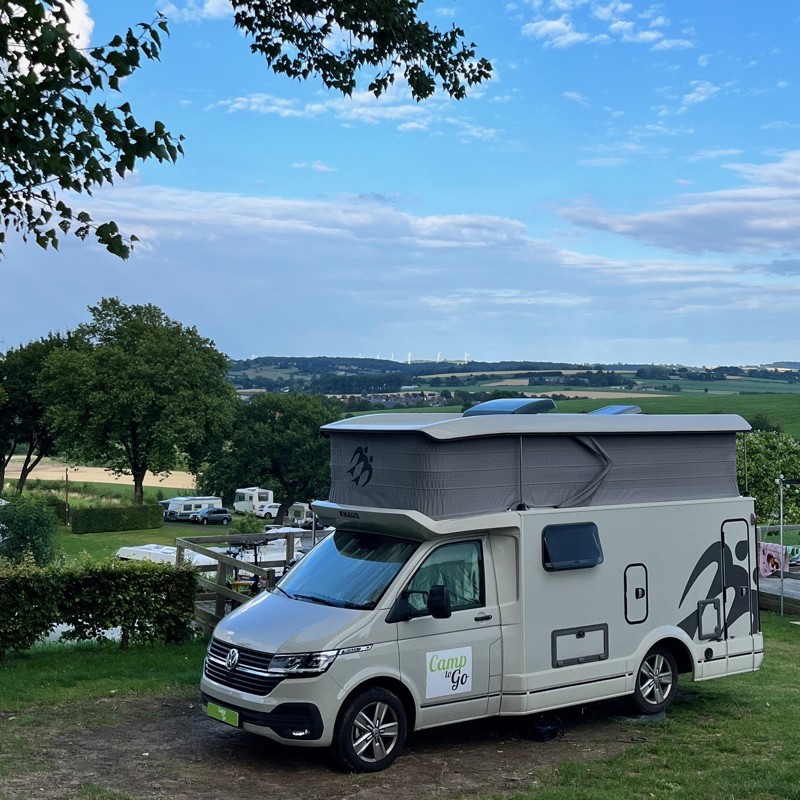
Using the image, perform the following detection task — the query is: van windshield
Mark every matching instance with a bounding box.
[276,531,419,610]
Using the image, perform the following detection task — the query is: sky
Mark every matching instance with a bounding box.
[5,1,800,367]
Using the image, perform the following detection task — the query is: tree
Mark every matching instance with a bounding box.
[198,393,341,517]
[36,298,238,504]
[0,2,183,258]
[737,431,800,524]
[2,1,490,259]
[233,0,492,101]
[0,335,70,494]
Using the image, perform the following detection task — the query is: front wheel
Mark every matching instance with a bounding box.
[202,518,209,526]
[332,687,407,772]
[633,645,677,714]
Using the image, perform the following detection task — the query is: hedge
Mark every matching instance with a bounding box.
[71,504,164,534]
[0,558,198,659]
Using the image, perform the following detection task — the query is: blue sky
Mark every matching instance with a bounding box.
[5,1,800,366]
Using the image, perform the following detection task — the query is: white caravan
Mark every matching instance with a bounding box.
[233,487,274,514]
[200,403,763,772]
[164,496,222,521]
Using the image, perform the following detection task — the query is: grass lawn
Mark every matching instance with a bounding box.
[0,612,797,799]
[55,522,198,563]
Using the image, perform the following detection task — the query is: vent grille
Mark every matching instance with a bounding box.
[204,638,283,696]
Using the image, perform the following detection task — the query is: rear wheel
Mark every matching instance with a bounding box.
[332,687,407,772]
[633,645,677,714]
[222,518,230,525]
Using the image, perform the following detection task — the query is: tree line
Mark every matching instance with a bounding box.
[0,298,340,515]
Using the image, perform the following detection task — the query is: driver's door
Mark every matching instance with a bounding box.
[396,538,501,729]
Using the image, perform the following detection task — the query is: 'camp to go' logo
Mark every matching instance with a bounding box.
[425,646,473,698]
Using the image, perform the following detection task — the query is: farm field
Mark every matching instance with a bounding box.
[5,456,195,490]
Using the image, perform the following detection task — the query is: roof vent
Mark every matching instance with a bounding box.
[463,398,557,417]
[587,405,642,415]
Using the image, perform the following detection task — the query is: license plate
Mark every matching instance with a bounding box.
[207,702,240,728]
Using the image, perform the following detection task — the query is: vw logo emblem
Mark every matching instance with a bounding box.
[226,648,240,670]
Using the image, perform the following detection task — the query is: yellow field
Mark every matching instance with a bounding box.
[6,457,195,489]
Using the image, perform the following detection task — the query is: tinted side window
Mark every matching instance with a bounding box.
[406,541,484,615]
[542,523,603,571]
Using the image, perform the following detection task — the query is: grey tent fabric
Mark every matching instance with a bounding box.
[326,424,742,520]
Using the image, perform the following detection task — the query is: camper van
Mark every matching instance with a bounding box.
[200,404,763,772]
[233,487,274,514]
[164,496,222,521]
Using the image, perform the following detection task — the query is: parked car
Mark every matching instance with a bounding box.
[189,507,232,526]
[255,502,281,519]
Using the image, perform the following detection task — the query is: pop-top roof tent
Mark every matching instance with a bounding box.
[320,401,751,520]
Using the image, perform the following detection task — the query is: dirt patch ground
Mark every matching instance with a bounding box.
[0,695,651,800]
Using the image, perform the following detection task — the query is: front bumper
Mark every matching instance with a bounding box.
[201,691,324,740]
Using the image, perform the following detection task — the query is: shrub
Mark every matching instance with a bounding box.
[233,512,263,534]
[0,558,198,658]
[0,495,58,565]
[0,555,60,658]
[71,504,163,534]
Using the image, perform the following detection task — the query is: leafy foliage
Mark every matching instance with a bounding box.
[0,334,71,493]
[70,504,163,535]
[232,0,492,100]
[0,2,184,258]
[0,557,198,658]
[37,298,238,504]
[199,393,340,514]
[0,553,60,658]
[737,430,800,523]
[0,495,58,565]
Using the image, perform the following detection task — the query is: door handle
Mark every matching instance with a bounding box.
[635,588,645,599]
[474,613,493,622]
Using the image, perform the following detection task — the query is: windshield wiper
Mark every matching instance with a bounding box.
[292,593,336,607]
[271,585,294,599]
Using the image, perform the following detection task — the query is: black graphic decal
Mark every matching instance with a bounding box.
[347,446,374,487]
[677,542,751,640]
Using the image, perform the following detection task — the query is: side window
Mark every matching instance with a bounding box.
[406,541,484,616]
[542,522,603,572]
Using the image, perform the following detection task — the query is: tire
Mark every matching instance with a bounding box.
[633,645,677,714]
[332,687,407,773]
[265,512,273,519]
[222,518,230,525]
[202,518,208,526]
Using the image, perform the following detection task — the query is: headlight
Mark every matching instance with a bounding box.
[268,650,338,675]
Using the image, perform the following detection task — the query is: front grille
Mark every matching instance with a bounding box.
[205,638,283,696]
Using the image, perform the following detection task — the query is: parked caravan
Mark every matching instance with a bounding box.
[286,502,315,526]
[164,496,222,521]
[200,405,763,772]
[233,487,275,514]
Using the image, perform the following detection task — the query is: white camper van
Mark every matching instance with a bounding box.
[233,487,274,514]
[164,496,222,521]
[200,404,763,772]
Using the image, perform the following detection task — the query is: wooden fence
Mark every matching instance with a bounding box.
[175,531,306,634]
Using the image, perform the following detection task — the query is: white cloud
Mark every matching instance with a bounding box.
[559,150,800,255]
[158,0,231,22]
[563,90,589,105]
[521,16,592,47]
[682,80,720,106]
[684,148,743,162]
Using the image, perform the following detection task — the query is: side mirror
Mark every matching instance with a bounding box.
[428,585,452,619]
